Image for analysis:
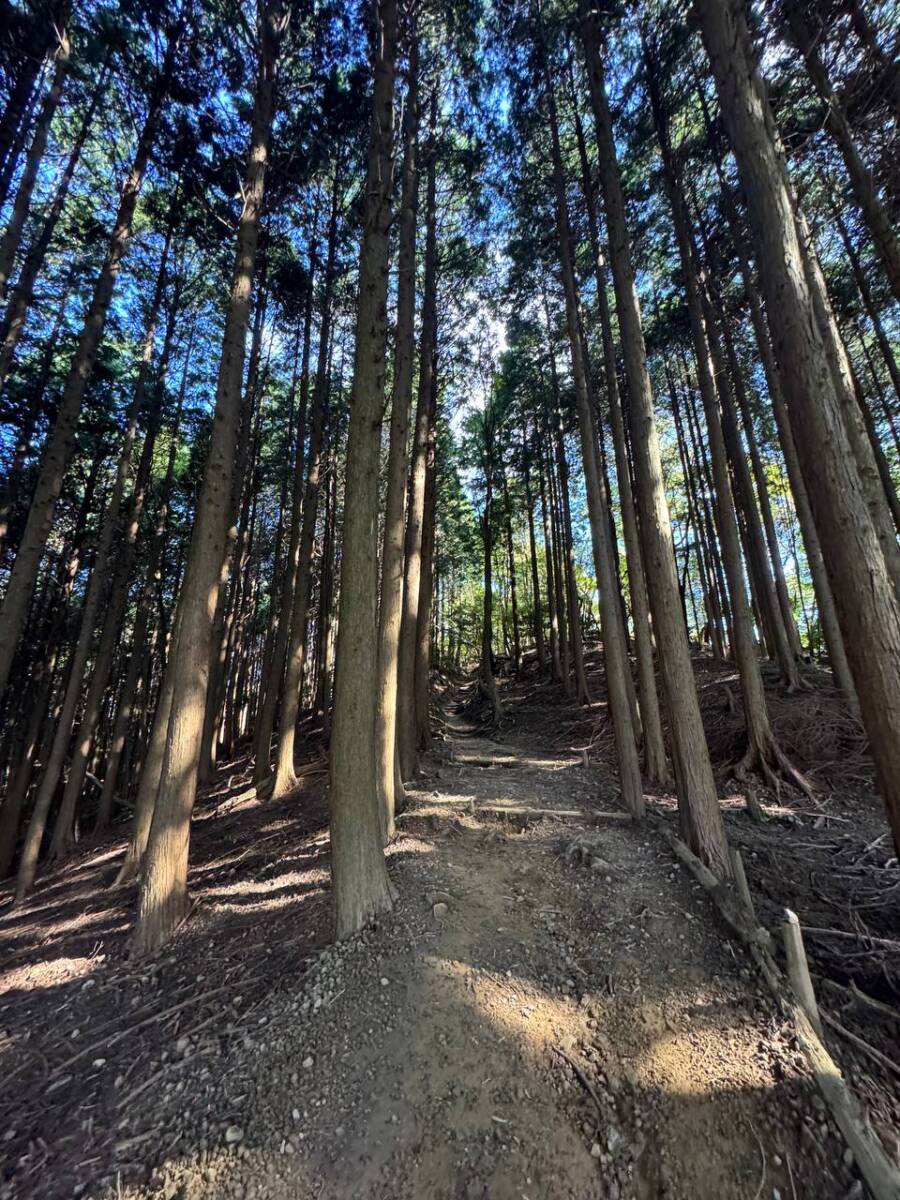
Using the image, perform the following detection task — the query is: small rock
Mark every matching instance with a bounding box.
[224,1125,243,1145]
[590,1143,602,1159]
[302,1056,314,1070]
[380,978,389,987]
[433,903,448,920]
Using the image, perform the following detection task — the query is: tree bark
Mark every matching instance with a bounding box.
[328,0,398,939]
[546,75,644,817]
[569,74,666,783]
[696,0,900,854]
[579,7,728,872]
[396,94,437,781]
[375,25,418,838]
[132,4,280,952]
[644,39,808,792]
[269,190,339,798]
[14,232,173,899]
[97,336,189,833]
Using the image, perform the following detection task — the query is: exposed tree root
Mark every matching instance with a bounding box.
[735,732,815,800]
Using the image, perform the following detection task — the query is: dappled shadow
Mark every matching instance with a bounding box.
[0,745,338,1200]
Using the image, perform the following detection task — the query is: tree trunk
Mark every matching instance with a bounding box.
[781,0,900,301]
[500,465,521,672]
[580,5,729,873]
[328,0,397,939]
[0,265,76,554]
[537,445,562,679]
[670,382,726,659]
[0,52,109,391]
[396,96,437,782]
[269,190,339,799]
[546,76,644,817]
[96,357,187,833]
[0,26,70,298]
[414,347,438,752]
[831,203,900,405]
[14,233,173,900]
[0,28,179,712]
[48,241,177,856]
[570,76,666,783]
[522,449,546,669]
[375,25,418,839]
[480,444,502,722]
[696,0,900,854]
[252,235,318,778]
[644,39,808,793]
[132,5,279,953]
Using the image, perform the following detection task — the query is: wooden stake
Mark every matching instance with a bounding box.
[730,848,756,922]
[744,785,765,822]
[656,818,900,1200]
[782,908,823,1037]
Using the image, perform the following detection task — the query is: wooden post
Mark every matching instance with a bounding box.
[744,785,765,822]
[783,909,823,1037]
[730,848,756,922]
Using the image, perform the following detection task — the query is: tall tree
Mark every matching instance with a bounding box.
[327,0,398,938]
[695,0,900,855]
[133,0,283,952]
[578,1,729,873]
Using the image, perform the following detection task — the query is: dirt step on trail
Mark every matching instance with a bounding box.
[103,711,854,1200]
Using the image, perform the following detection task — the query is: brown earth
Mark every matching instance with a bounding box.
[0,668,885,1199]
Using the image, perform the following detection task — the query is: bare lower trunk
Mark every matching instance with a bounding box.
[252,260,316,778]
[269,193,339,799]
[375,29,418,838]
[414,366,438,752]
[546,77,644,817]
[580,7,728,873]
[133,7,279,953]
[328,0,397,939]
[645,41,808,793]
[570,85,666,783]
[537,450,562,679]
[696,0,900,855]
[396,100,437,782]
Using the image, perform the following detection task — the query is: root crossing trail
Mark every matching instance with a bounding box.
[2,704,853,1200]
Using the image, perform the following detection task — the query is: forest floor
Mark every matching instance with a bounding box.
[0,659,898,1199]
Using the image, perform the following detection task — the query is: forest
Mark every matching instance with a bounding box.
[0,0,899,1195]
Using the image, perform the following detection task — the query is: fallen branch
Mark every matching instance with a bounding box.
[821,1011,900,1081]
[44,985,231,1081]
[553,1046,604,1118]
[801,926,900,953]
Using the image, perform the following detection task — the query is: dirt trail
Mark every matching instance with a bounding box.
[2,704,855,1199]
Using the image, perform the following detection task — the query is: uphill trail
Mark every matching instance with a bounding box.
[0,693,857,1200]
[106,696,851,1200]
